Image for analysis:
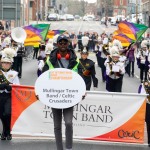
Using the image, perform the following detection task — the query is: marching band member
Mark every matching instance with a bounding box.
[126,43,136,77]
[33,43,39,59]
[79,49,98,90]
[81,33,89,51]
[99,42,110,82]
[39,41,46,58]
[37,56,45,77]
[37,40,54,77]
[0,48,20,140]
[137,40,149,83]
[106,46,125,92]
[45,38,53,56]
[138,68,150,147]
[77,31,83,52]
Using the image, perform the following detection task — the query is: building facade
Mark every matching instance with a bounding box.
[96,0,113,18]
[113,0,128,16]
[142,0,150,26]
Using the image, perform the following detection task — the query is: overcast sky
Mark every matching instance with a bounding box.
[84,0,97,3]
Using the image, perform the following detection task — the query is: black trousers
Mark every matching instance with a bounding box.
[139,64,148,81]
[12,57,23,77]
[33,47,39,59]
[127,61,134,76]
[82,76,92,91]
[106,76,123,92]
[78,42,82,51]
[0,93,11,136]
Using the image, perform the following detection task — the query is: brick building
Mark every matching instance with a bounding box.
[113,0,128,16]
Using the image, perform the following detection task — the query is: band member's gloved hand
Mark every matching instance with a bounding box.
[0,83,7,90]
[82,93,87,100]
[5,84,12,91]
[36,95,39,100]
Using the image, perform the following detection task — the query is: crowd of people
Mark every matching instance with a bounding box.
[1,26,150,149]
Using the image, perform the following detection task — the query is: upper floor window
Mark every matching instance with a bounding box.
[120,0,123,5]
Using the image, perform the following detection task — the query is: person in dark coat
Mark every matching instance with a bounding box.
[42,35,82,150]
[138,69,150,147]
[79,49,98,90]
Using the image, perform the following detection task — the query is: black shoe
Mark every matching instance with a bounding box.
[103,79,106,82]
[1,134,6,140]
[6,134,12,140]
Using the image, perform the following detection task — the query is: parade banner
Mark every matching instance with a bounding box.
[11,85,146,143]
[35,68,86,109]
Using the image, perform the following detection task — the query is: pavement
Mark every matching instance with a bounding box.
[0,137,150,150]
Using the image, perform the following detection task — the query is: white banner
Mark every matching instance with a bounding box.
[11,88,146,143]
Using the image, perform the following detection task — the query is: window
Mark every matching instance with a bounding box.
[120,0,123,5]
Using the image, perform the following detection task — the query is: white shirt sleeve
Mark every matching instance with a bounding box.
[38,60,44,71]
[13,75,20,85]
[119,63,125,74]
[106,63,111,75]
[136,51,141,59]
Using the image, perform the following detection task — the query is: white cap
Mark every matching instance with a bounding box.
[103,37,108,45]
[112,39,122,50]
[1,48,16,63]
[110,46,120,57]
[141,40,148,48]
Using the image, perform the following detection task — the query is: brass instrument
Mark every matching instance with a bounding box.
[102,44,110,56]
[143,81,150,102]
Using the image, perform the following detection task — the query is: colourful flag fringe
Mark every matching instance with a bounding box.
[113,21,148,46]
[46,30,66,39]
[24,24,50,46]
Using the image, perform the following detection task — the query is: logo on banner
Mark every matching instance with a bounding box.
[15,88,32,102]
[35,68,86,109]
[49,71,72,80]
[118,130,140,139]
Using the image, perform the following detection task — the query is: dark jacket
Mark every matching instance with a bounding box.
[79,58,98,90]
[42,48,82,73]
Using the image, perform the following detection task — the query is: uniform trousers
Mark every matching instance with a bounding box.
[52,107,73,150]
[106,76,123,92]
[0,92,11,136]
[140,64,148,81]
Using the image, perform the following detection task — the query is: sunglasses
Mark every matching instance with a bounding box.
[59,42,68,45]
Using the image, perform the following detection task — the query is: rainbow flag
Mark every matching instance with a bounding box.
[113,21,148,46]
[24,24,50,46]
[46,30,66,39]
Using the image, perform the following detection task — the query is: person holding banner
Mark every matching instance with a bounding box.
[42,35,82,150]
[105,46,125,92]
[79,49,98,90]
[0,48,20,140]
[138,68,150,147]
